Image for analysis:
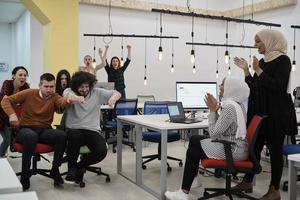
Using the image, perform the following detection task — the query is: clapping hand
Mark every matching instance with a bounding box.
[233,57,248,71]
[204,93,220,112]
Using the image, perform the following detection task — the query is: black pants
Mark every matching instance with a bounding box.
[16,127,66,172]
[66,129,107,169]
[244,132,285,190]
[117,88,126,100]
[182,135,208,191]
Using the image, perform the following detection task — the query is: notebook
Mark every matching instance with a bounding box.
[167,102,203,124]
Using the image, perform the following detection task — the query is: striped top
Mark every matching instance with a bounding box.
[200,104,249,160]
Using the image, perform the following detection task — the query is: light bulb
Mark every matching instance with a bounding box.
[224,50,229,64]
[144,76,147,85]
[171,64,174,73]
[120,57,124,67]
[216,70,219,79]
[190,49,195,64]
[292,60,296,72]
[249,65,253,74]
[92,59,96,68]
[192,65,196,74]
[158,46,163,61]
[228,67,231,75]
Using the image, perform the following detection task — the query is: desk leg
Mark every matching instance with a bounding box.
[117,119,123,173]
[135,125,143,185]
[160,130,167,200]
[288,160,296,200]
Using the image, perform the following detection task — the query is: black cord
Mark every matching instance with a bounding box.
[103,0,113,44]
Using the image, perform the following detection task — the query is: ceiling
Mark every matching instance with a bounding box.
[0,0,26,23]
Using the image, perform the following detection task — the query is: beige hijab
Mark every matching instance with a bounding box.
[256,29,287,62]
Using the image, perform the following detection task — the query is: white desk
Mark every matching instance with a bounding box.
[0,191,38,200]
[288,153,300,200]
[0,158,22,194]
[117,114,208,200]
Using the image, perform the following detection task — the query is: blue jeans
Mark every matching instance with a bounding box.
[0,125,10,157]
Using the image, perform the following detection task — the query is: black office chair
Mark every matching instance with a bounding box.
[102,99,138,153]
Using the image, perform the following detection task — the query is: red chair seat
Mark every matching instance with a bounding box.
[201,158,253,169]
[14,143,54,154]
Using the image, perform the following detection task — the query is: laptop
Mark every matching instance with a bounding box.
[167,102,203,124]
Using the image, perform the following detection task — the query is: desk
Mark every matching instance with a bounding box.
[117,114,208,200]
[0,158,22,194]
[0,191,38,200]
[288,153,300,200]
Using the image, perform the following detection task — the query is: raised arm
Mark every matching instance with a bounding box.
[107,90,121,107]
[95,45,109,71]
[127,45,131,60]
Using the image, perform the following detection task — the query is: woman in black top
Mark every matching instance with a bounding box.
[105,45,131,99]
[234,29,297,200]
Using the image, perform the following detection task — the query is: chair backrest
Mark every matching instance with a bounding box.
[137,95,155,105]
[246,115,266,173]
[143,101,169,115]
[293,86,300,107]
[114,98,138,116]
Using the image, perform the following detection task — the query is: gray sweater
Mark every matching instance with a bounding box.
[63,88,113,132]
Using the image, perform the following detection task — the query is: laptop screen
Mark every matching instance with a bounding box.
[168,105,180,116]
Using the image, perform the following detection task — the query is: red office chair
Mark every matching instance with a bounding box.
[199,115,266,200]
[10,107,54,181]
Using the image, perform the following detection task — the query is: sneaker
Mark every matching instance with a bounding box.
[65,167,77,184]
[190,177,201,188]
[165,189,188,200]
[50,167,64,186]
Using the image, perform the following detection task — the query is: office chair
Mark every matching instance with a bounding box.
[103,99,138,153]
[199,115,266,200]
[9,107,55,185]
[142,101,183,171]
[137,95,155,114]
[56,113,110,188]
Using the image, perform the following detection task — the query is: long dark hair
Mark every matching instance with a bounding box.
[55,69,71,96]
[110,56,121,69]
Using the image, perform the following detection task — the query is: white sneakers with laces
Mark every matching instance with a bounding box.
[165,189,188,200]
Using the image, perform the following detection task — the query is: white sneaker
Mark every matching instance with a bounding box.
[165,189,188,200]
[190,177,202,188]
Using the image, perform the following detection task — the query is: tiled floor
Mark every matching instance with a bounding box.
[4,140,300,200]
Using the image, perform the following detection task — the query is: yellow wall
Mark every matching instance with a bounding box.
[21,0,79,125]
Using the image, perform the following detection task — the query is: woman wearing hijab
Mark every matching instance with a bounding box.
[234,29,297,200]
[165,77,250,200]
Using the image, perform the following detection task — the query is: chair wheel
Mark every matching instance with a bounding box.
[133,147,136,152]
[79,182,85,188]
[112,149,116,153]
[203,190,209,197]
[179,161,183,167]
[106,177,111,183]
[167,166,172,171]
[142,165,147,170]
[282,183,288,191]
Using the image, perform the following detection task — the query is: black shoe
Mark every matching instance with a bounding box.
[65,167,77,183]
[20,172,31,191]
[75,167,85,184]
[50,167,64,186]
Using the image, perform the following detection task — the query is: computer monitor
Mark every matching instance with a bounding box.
[176,81,218,110]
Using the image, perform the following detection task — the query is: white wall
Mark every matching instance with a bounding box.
[79,3,300,100]
[0,23,12,85]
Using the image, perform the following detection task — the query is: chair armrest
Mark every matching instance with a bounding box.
[211,139,236,174]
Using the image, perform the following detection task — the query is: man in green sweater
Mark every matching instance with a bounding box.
[1,73,83,191]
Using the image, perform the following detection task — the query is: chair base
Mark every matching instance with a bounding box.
[199,175,258,200]
[142,154,183,171]
[85,166,111,183]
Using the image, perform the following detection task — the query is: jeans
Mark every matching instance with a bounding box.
[0,125,11,157]
[16,127,66,172]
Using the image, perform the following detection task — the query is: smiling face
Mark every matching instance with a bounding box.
[254,35,266,55]
[13,69,27,88]
[77,83,90,97]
